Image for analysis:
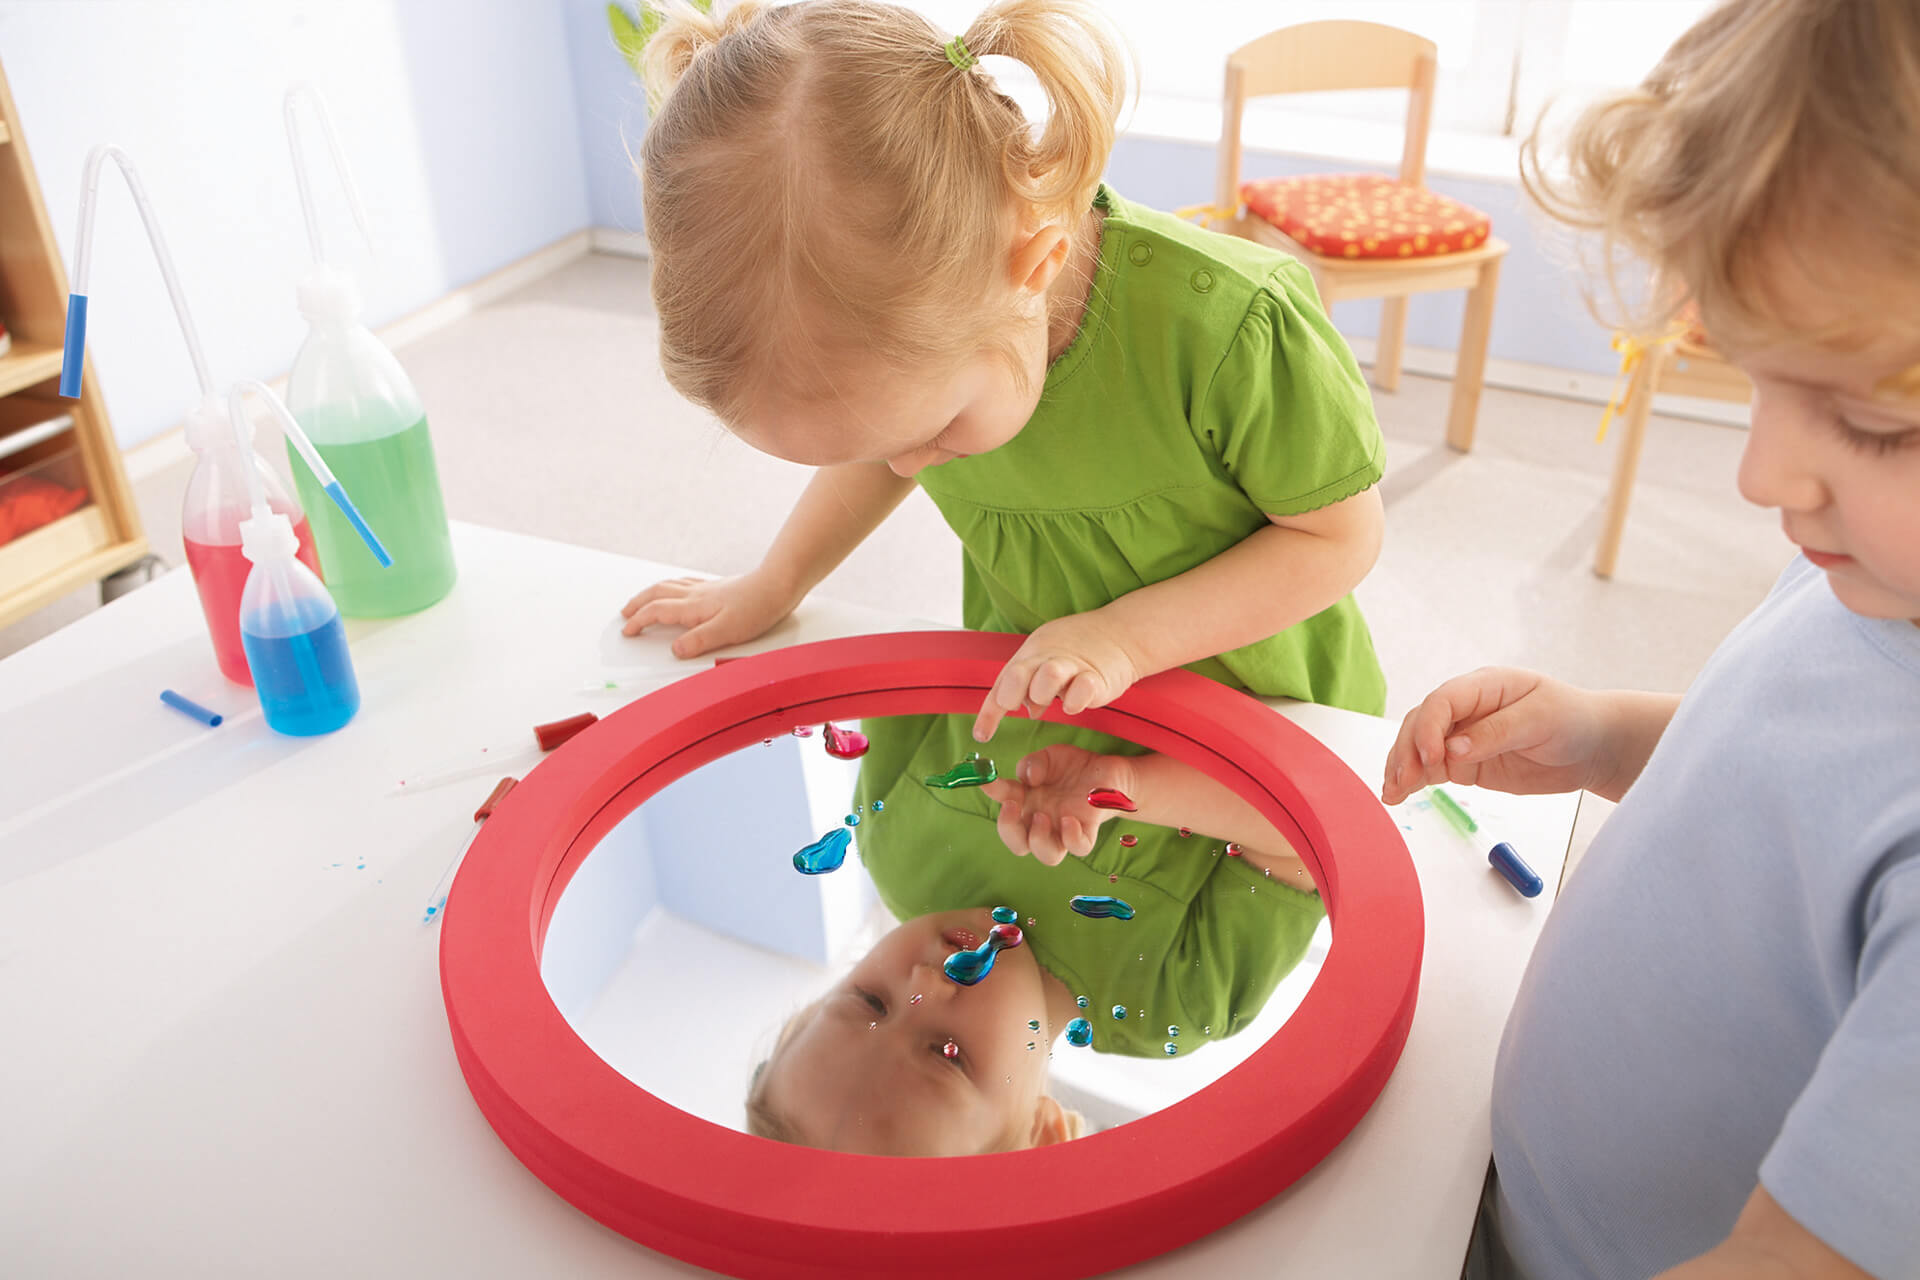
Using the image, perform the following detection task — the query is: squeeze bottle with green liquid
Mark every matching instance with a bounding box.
[282,84,455,617]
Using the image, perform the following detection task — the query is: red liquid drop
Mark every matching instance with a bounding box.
[1119,834,1138,848]
[1226,842,1242,857]
[183,518,321,685]
[1087,787,1137,812]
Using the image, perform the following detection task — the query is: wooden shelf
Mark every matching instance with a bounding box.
[0,505,144,629]
[0,119,10,144]
[0,341,63,399]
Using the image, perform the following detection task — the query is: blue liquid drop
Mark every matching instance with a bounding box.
[943,922,1022,986]
[1167,1024,1180,1037]
[844,813,861,827]
[1163,1042,1179,1057]
[1066,1017,1092,1047]
[1111,1004,1127,1020]
[792,827,853,875]
[1027,1019,1041,1031]
[872,800,884,812]
[1069,895,1135,921]
[1076,995,1089,1009]
[991,905,1018,924]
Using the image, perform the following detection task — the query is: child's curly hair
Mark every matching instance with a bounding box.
[638,0,1127,425]
[1521,0,1920,356]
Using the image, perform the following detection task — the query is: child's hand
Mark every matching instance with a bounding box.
[618,569,800,658]
[973,612,1142,742]
[1380,667,1610,804]
[981,745,1138,865]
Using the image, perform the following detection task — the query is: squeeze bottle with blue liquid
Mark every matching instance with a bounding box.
[230,394,361,736]
[283,85,456,617]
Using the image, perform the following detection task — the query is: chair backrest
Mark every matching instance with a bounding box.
[1216,20,1438,211]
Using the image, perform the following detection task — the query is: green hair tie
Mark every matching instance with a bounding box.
[944,35,977,71]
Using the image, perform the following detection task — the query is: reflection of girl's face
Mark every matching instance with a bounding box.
[760,908,1064,1156]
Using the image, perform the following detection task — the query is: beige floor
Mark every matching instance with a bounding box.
[5,251,1792,864]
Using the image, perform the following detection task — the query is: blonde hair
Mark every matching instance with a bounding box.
[1520,0,1920,353]
[639,0,1127,425]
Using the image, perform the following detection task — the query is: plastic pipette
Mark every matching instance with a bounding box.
[230,379,390,567]
[391,712,599,796]
[61,144,215,400]
[1429,786,1479,837]
[423,776,517,925]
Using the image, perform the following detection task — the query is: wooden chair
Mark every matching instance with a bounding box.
[1593,333,1752,578]
[1206,20,1508,452]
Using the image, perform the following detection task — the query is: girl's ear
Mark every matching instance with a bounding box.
[1025,1093,1074,1147]
[1008,222,1072,299]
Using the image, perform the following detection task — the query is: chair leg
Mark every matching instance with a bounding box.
[1593,346,1666,579]
[1375,296,1409,392]
[1444,256,1502,453]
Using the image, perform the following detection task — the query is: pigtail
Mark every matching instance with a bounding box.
[963,0,1129,219]
[642,0,772,112]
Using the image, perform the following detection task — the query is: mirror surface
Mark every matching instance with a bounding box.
[541,710,1330,1156]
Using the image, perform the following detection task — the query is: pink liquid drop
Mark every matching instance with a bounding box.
[183,517,321,685]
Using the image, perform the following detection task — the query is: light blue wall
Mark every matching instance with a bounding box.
[1,0,591,447]
[561,0,651,234]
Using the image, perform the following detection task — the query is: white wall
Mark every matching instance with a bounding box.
[1,0,592,447]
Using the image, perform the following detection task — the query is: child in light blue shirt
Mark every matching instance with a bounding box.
[1382,1,1920,1275]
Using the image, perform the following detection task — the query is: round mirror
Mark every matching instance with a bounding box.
[440,631,1421,1277]
[539,709,1334,1155]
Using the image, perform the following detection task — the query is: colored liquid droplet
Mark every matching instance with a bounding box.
[845,813,861,826]
[1111,1005,1127,1020]
[822,722,870,760]
[1179,827,1192,837]
[1025,916,1036,926]
[1027,1019,1041,1031]
[1066,1017,1092,1047]
[792,826,853,875]
[991,906,1018,924]
[1166,1024,1180,1037]
[1069,894,1135,921]
[1119,834,1138,848]
[1027,1042,1036,1051]
[1076,995,1089,1009]
[872,800,884,811]
[942,1039,960,1061]
[1163,1042,1178,1057]
[1225,842,1242,856]
[1086,787,1137,812]
[924,754,997,789]
[868,1021,877,1030]
[1108,873,1118,883]
[910,993,923,1005]
[792,725,815,738]
[942,922,1023,986]
[1204,1025,1213,1034]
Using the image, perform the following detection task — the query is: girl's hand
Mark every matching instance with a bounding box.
[981,745,1138,865]
[973,612,1143,743]
[618,569,800,658]
[1380,667,1611,804]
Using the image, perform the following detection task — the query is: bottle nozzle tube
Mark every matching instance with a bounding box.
[60,295,88,398]
[230,379,392,568]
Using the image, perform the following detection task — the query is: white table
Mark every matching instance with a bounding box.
[0,522,1579,1278]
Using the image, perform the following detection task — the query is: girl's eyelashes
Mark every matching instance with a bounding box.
[1834,413,1918,455]
[855,987,886,1017]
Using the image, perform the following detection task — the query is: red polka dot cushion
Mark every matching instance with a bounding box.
[1240,173,1492,260]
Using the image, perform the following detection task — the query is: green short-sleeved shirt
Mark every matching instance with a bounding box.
[851,714,1325,1059]
[914,184,1387,714]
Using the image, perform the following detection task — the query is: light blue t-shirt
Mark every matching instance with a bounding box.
[1488,557,1920,1279]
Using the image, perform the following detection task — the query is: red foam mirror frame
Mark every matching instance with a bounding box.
[440,630,1423,1278]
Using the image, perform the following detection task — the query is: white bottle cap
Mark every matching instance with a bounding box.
[297,264,363,323]
[239,508,300,564]
[183,392,237,452]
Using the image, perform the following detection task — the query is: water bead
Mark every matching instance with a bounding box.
[872,801,884,812]
[1178,827,1192,838]
[1069,895,1135,921]
[910,993,923,1005]
[822,722,870,760]
[1027,1019,1041,1031]
[942,1039,960,1061]
[869,1021,877,1030]
[844,813,861,827]
[1027,1042,1036,1051]
[1086,787,1137,812]
[1166,1024,1180,1037]
[924,753,997,789]
[991,906,1018,924]
[1076,995,1089,1009]
[1027,916,1035,925]
[1066,1017,1092,1047]
[792,725,815,738]
[1225,842,1242,857]
[792,827,853,875]
[1163,1042,1179,1057]
[1119,834,1138,848]
[1109,873,1118,883]
[1111,1005,1127,1020]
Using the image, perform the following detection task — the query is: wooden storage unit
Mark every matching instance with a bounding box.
[0,56,146,629]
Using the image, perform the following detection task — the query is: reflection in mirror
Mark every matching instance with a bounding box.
[542,712,1331,1157]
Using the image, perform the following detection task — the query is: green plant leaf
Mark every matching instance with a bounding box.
[608,3,647,73]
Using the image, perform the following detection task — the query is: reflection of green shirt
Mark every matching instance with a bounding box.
[913,184,1387,715]
[853,715,1325,1060]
